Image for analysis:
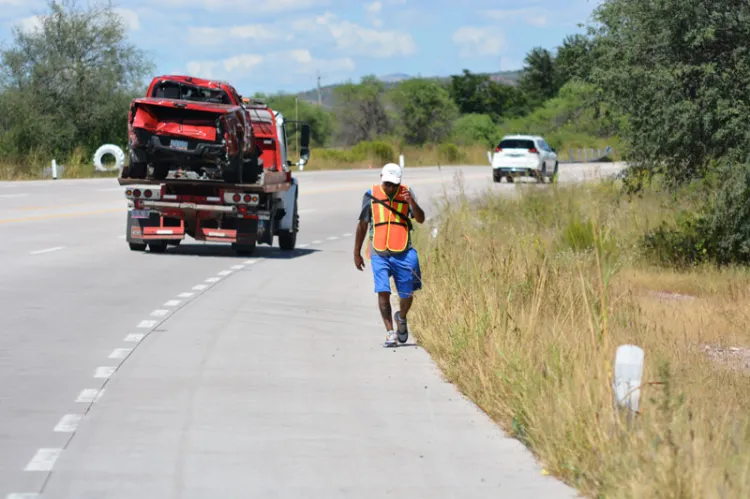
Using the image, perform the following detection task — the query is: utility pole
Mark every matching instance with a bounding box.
[316,71,323,107]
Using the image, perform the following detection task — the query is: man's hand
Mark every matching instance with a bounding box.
[402,188,414,206]
[354,252,365,271]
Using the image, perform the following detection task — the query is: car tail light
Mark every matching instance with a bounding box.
[133,189,141,197]
[244,194,251,202]
[529,148,538,154]
[233,194,241,202]
[144,189,152,198]
[495,147,502,152]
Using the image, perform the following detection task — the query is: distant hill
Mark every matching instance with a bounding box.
[294,70,523,108]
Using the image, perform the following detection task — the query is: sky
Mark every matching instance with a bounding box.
[0,0,602,96]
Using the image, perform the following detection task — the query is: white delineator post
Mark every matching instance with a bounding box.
[613,344,645,418]
[399,154,404,169]
[51,159,58,179]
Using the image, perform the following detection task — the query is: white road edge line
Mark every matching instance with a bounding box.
[30,246,65,255]
[217,270,233,276]
[54,414,82,433]
[24,448,62,471]
[312,240,322,244]
[327,236,338,241]
[193,284,208,290]
[342,232,352,237]
[205,277,221,283]
[244,259,258,265]
[231,264,245,270]
[298,244,309,248]
[6,493,40,498]
[76,389,104,403]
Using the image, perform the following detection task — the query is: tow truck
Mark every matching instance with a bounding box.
[117,75,310,256]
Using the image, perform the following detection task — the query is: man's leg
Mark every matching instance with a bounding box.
[391,248,420,342]
[371,253,398,346]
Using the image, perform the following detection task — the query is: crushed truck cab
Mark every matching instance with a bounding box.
[118,74,310,256]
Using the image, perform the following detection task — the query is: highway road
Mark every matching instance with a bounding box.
[0,163,623,498]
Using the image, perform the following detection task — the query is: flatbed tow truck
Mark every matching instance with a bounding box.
[118,75,310,256]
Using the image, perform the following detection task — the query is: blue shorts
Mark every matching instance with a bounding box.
[371,247,422,299]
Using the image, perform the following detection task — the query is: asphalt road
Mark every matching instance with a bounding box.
[0,162,624,498]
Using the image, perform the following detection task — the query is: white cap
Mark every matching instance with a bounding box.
[380,163,402,184]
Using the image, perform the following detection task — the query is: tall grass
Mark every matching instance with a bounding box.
[410,175,750,497]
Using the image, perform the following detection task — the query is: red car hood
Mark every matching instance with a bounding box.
[130,98,241,142]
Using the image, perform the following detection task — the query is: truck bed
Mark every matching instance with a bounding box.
[117,170,292,193]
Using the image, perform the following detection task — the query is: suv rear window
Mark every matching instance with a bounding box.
[498,139,536,149]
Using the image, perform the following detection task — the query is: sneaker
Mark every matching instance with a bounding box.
[384,331,398,347]
[394,311,408,343]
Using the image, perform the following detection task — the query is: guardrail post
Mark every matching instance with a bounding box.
[613,344,645,423]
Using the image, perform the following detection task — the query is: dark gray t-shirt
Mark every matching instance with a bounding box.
[358,187,417,256]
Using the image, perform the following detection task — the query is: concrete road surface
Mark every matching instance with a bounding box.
[0,163,624,498]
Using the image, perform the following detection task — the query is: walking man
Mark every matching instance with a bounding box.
[353,163,425,347]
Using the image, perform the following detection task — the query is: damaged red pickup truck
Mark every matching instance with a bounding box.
[123,75,259,183]
[117,74,311,256]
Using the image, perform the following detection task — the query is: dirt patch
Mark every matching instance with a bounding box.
[703,344,750,374]
[651,290,697,301]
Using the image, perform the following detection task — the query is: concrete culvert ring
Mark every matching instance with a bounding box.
[93,144,126,172]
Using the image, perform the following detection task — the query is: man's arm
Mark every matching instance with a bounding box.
[354,192,370,270]
[405,188,425,224]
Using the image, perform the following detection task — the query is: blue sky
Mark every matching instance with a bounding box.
[0,0,602,96]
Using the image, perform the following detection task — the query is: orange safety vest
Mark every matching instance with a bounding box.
[369,183,411,253]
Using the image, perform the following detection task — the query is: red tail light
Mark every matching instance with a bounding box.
[133,189,141,197]
[529,148,538,154]
[495,147,502,152]
[233,194,241,202]
[243,194,251,202]
[144,190,152,198]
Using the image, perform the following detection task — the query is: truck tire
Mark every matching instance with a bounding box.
[129,242,147,251]
[278,194,298,251]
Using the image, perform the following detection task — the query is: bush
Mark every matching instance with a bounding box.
[351,140,395,164]
[642,162,750,267]
[437,143,462,163]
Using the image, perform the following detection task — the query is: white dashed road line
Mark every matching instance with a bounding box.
[0,193,28,198]
[150,309,169,317]
[124,333,145,343]
[54,414,82,433]
[6,493,40,498]
[137,320,158,328]
[164,300,181,307]
[30,246,64,255]
[24,448,62,471]
[94,367,116,379]
[178,292,194,298]
[76,389,104,403]
[109,348,132,359]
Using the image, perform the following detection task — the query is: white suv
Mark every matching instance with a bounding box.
[491,134,558,183]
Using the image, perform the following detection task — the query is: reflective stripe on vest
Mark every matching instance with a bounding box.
[370,183,410,252]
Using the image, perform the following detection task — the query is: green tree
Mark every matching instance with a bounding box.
[331,75,391,146]
[518,47,559,108]
[448,69,528,122]
[589,0,750,187]
[389,78,458,144]
[261,94,335,147]
[451,113,498,147]
[0,0,154,159]
[554,34,594,86]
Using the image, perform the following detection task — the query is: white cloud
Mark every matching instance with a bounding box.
[187,24,292,45]
[307,13,417,58]
[149,0,328,14]
[186,49,354,83]
[113,8,140,31]
[482,8,551,27]
[452,27,506,57]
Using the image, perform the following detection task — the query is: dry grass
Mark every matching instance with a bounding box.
[0,147,119,181]
[409,173,750,498]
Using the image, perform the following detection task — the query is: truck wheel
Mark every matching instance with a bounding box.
[278,195,298,251]
[129,242,147,251]
[232,242,256,256]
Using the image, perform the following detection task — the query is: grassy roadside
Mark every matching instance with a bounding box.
[0,139,621,180]
[409,174,750,497]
